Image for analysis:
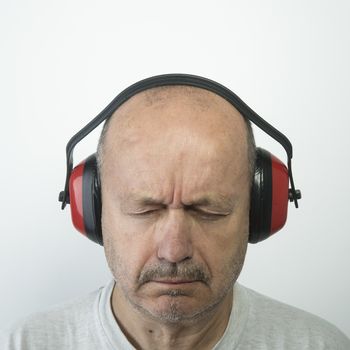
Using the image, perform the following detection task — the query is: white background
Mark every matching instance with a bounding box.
[1,0,349,338]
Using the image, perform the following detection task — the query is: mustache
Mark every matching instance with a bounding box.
[138,262,210,286]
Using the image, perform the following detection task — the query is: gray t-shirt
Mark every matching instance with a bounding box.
[1,279,349,349]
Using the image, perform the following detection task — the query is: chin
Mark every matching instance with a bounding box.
[135,293,224,325]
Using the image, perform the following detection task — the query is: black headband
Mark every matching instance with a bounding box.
[59,73,300,209]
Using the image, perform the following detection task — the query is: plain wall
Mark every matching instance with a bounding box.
[1,0,349,337]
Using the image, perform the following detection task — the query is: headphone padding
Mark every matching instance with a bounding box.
[82,154,103,245]
[249,148,272,243]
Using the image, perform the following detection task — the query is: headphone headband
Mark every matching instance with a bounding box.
[59,73,300,209]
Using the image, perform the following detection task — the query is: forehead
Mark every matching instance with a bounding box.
[100,86,250,197]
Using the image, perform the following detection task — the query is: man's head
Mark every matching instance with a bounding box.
[97,85,255,324]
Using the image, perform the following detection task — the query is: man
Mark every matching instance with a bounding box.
[1,80,349,349]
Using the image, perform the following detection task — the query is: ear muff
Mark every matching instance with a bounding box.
[68,148,289,245]
[249,148,289,243]
[59,74,301,246]
[69,154,102,245]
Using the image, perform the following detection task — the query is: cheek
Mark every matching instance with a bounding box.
[200,211,248,245]
[102,202,156,282]
[195,212,249,276]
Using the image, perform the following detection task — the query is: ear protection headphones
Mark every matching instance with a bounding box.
[59,74,301,245]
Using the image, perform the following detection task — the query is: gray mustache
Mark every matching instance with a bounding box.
[138,262,210,285]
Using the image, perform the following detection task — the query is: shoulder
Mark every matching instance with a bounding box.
[0,286,104,350]
[235,284,350,349]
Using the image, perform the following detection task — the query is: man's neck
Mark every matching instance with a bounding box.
[111,286,234,350]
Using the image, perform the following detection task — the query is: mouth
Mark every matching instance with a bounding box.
[147,279,202,297]
[150,279,200,285]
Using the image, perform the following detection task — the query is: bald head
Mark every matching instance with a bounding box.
[97,85,256,185]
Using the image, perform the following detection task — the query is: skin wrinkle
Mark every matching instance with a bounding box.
[100,85,252,350]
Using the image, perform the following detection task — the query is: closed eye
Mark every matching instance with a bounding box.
[129,207,231,221]
[130,208,163,217]
[187,208,230,221]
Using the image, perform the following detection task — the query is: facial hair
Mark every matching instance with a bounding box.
[104,233,248,325]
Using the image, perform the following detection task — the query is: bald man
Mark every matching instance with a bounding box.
[1,85,349,349]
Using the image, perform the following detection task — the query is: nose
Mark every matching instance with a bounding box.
[156,208,193,263]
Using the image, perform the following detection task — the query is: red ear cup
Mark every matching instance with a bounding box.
[249,148,289,243]
[69,154,103,245]
[69,160,85,235]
